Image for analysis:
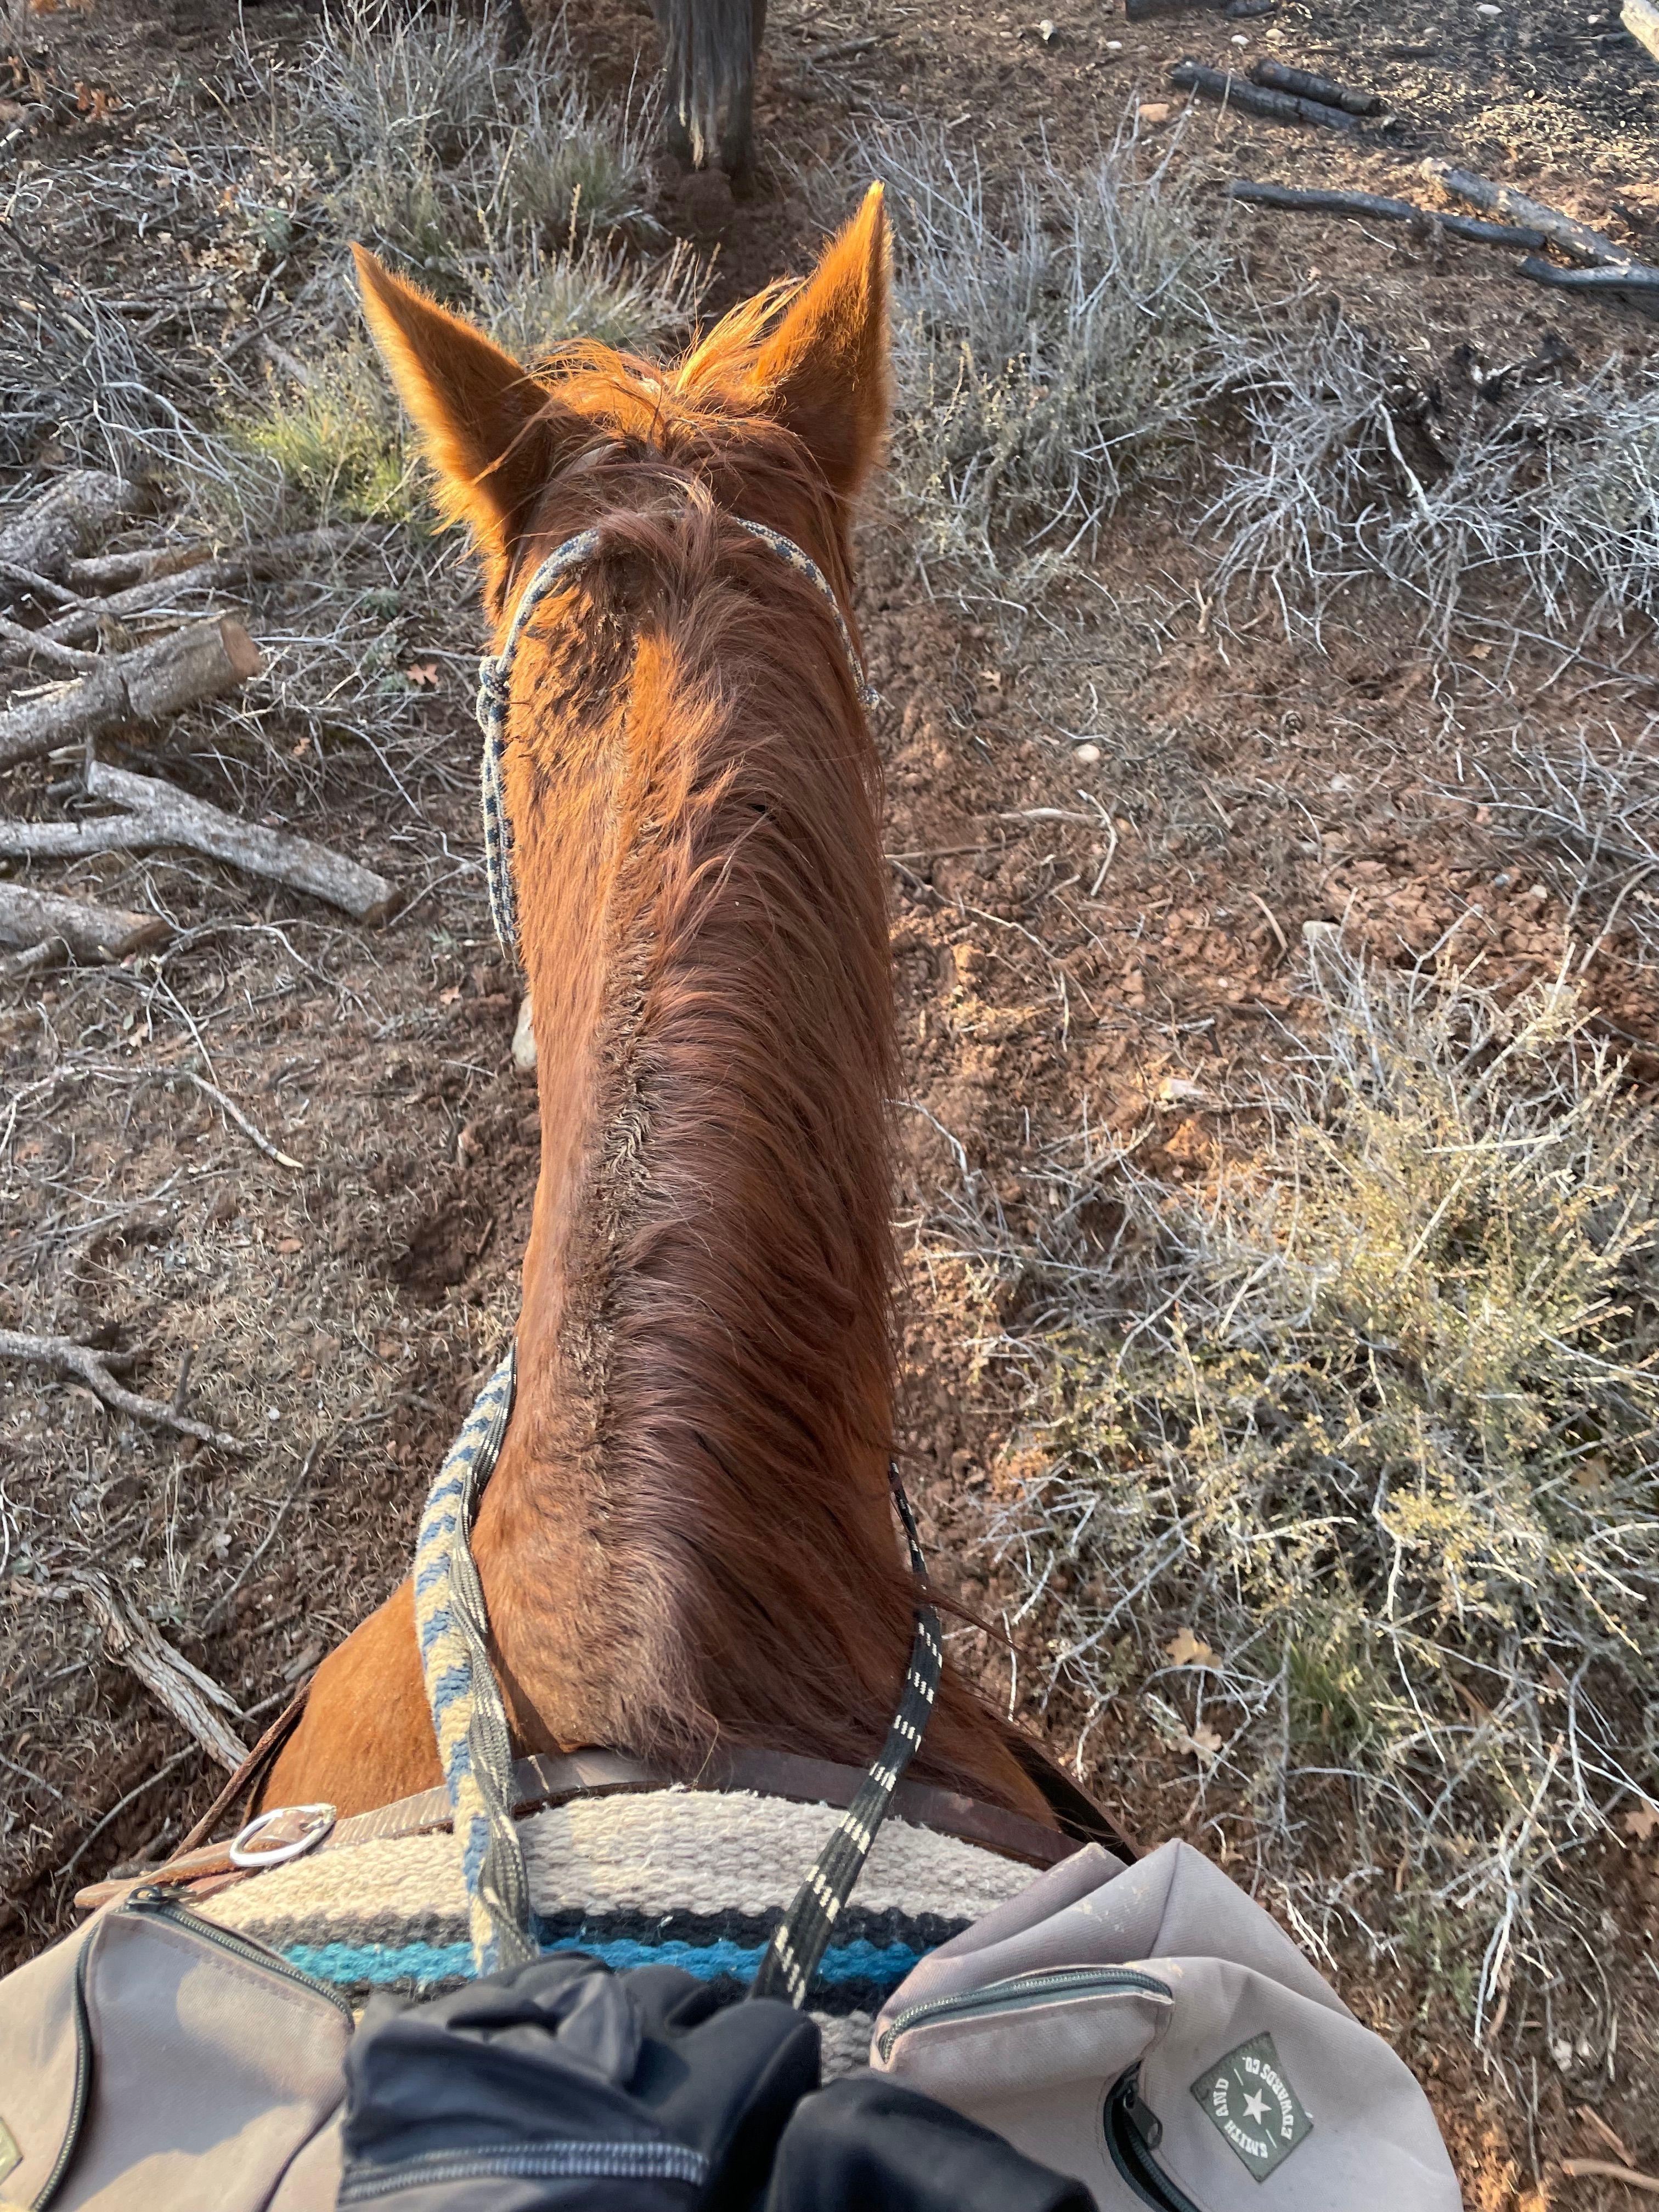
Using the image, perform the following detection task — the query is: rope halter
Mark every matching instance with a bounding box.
[474,514,876,968]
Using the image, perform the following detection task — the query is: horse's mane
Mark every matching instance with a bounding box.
[482,316,1040,1809]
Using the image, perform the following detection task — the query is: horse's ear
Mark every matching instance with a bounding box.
[353,246,578,561]
[750,183,891,501]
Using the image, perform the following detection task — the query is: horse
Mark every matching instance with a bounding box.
[260,189,1058,1848]
[501,0,768,179]
[653,0,767,179]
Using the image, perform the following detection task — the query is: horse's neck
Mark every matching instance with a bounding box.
[470,571,907,1768]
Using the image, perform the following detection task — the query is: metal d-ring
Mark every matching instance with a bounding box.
[228,1802,337,1870]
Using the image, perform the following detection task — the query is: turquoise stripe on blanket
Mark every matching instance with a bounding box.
[282,1930,927,1996]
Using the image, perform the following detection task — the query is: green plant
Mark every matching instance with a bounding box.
[229,336,420,525]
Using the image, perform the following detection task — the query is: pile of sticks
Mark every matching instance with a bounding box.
[0,471,399,970]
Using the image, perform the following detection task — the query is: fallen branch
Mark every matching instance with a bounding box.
[0,470,151,582]
[1171,59,1359,128]
[0,881,170,960]
[1226,180,1548,249]
[0,761,399,922]
[1515,256,1659,318]
[0,556,80,607]
[1420,161,1641,269]
[0,1328,247,1453]
[0,616,263,771]
[64,543,218,595]
[99,759,396,919]
[1125,0,1222,19]
[59,1741,203,1881]
[45,527,363,648]
[183,1069,304,1171]
[1248,58,1381,112]
[0,611,100,674]
[0,936,64,982]
[70,1570,248,1771]
[1560,2162,1659,2197]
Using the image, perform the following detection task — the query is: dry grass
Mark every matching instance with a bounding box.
[847,117,1233,598]
[928,948,1659,2036]
[297,0,656,284]
[193,1,705,537]
[1208,320,1659,652]
[837,116,1659,656]
[1447,723,1659,971]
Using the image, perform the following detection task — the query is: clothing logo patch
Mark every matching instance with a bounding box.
[1190,2032,1313,2182]
[0,2112,20,2187]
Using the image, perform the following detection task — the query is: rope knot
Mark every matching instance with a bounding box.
[475,655,510,732]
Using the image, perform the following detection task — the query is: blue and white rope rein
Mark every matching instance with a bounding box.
[413,1343,534,1974]
[475,515,876,966]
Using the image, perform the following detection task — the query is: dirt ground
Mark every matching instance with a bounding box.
[3,0,1658,2203]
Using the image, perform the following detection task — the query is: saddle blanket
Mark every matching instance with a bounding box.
[202,1786,1037,2076]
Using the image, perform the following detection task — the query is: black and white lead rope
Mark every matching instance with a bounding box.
[749,1468,945,2007]
[474,512,877,968]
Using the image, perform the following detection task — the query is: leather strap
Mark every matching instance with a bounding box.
[75,1741,1119,1914]
[166,1680,315,1863]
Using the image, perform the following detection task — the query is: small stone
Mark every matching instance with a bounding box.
[1105,35,1124,47]
[1231,31,1248,42]
[1074,742,1102,765]
[512,996,538,1075]
[1475,4,1499,15]
[1038,15,1057,36]
[1137,100,1171,122]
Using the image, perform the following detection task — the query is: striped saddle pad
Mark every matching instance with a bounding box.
[200,1786,1037,2076]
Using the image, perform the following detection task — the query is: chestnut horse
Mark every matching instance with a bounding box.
[263,191,1054,1839]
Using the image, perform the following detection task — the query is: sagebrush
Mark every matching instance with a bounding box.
[850,119,1231,596]
[941,952,1659,2028]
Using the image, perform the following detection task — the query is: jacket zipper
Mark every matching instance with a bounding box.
[875,1964,1171,2064]
[1104,2069,1206,2212]
[120,1886,356,2021]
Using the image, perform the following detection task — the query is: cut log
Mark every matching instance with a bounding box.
[1170,59,1359,127]
[1226,180,1548,249]
[46,528,363,648]
[0,471,151,582]
[1515,256,1659,318]
[0,762,400,923]
[0,616,263,772]
[0,881,170,960]
[1420,162,1641,269]
[1248,58,1381,112]
[63,543,214,595]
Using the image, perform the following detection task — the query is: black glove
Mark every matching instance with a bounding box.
[765,2075,1094,2212]
[339,1954,817,2210]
